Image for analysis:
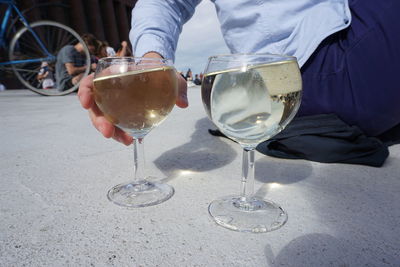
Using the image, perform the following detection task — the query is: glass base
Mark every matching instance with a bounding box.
[208,196,288,233]
[107,180,174,208]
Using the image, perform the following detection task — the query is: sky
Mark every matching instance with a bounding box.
[174,0,229,76]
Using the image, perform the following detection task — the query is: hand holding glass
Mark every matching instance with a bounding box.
[93,57,177,207]
[201,54,302,232]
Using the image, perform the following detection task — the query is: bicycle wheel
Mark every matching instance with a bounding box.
[6,2,70,40]
[9,21,91,96]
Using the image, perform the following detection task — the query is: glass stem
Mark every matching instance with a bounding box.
[132,138,146,182]
[240,148,255,201]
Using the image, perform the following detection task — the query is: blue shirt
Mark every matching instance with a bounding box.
[130,0,351,67]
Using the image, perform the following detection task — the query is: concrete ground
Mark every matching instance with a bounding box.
[0,88,399,266]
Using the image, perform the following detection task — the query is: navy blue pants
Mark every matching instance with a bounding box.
[298,0,400,136]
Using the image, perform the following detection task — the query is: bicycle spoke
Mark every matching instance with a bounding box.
[59,28,71,49]
[14,32,45,58]
[12,67,38,73]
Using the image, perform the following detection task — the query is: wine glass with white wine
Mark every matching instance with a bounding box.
[93,57,177,207]
[201,53,302,232]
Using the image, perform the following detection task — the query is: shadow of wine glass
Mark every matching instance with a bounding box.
[153,117,237,180]
[254,157,313,198]
[265,233,354,266]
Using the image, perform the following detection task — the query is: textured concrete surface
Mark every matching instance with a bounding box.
[0,88,399,267]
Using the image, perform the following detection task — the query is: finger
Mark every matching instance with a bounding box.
[78,73,95,109]
[175,74,188,108]
[79,72,132,146]
[89,105,132,145]
[88,105,115,139]
[89,109,133,145]
[112,127,134,146]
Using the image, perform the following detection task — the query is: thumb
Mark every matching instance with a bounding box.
[175,73,188,108]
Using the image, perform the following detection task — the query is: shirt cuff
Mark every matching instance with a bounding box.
[133,33,175,62]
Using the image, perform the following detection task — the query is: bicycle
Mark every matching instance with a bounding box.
[0,0,91,96]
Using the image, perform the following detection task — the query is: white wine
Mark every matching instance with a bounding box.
[202,60,302,148]
[93,66,177,137]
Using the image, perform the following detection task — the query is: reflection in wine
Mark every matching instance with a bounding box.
[202,60,302,149]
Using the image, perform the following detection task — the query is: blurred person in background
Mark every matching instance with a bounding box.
[37,61,55,89]
[116,41,132,57]
[56,33,98,91]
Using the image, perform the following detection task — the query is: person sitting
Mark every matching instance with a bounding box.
[95,40,131,59]
[55,33,97,91]
[185,68,193,81]
[37,61,55,89]
[193,74,201,85]
[78,0,400,156]
[116,41,132,57]
[96,40,117,59]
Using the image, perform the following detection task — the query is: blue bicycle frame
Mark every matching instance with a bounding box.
[0,0,54,66]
